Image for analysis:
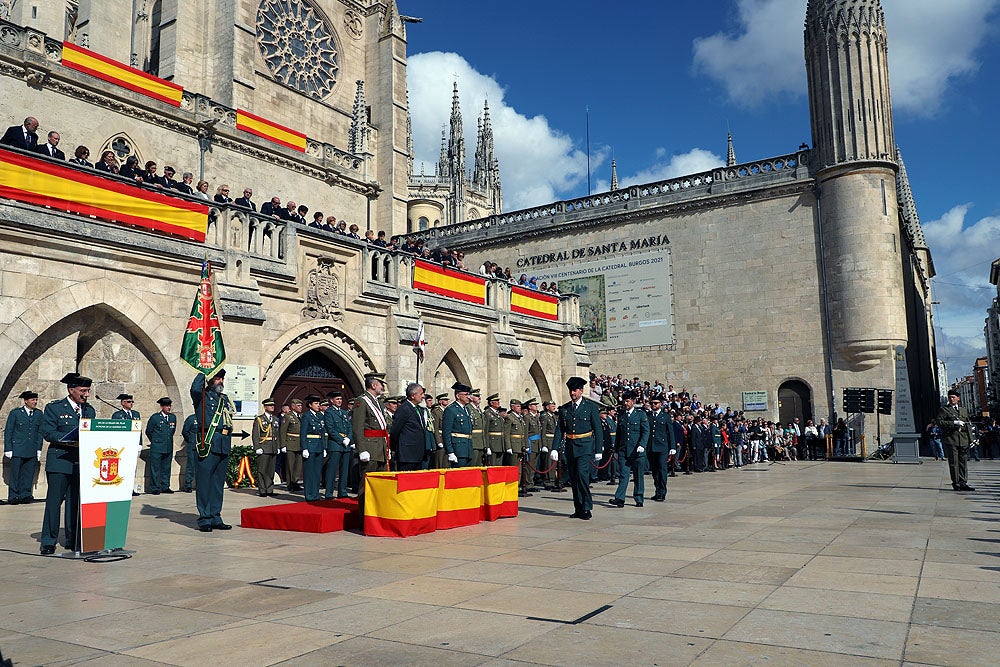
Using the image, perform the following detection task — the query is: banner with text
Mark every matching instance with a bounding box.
[79,419,142,553]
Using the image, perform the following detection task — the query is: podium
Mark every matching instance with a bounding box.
[63,419,142,558]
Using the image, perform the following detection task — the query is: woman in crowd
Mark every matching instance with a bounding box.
[69,145,92,167]
[118,155,142,181]
[95,150,118,173]
[194,180,211,200]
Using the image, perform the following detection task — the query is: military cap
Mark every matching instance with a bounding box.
[261,397,275,406]
[487,393,500,402]
[542,400,555,407]
[290,398,303,405]
[471,388,481,396]
[384,396,400,404]
[116,393,134,401]
[364,372,386,381]
[599,406,608,414]
[436,393,449,401]
[622,390,638,401]
[451,382,472,394]
[320,399,330,407]
[304,394,321,404]
[650,394,663,402]
[18,390,38,400]
[566,376,587,391]
[523,397,537,407]
[60,372,92,388]
[947,389,960,397]
[326,390,342,399]
[509,399,522,407]
[213,368,227,378]
[156,397,172,406]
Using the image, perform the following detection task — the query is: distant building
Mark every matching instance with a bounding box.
[986,258,1000,414]
[973,357,990,418]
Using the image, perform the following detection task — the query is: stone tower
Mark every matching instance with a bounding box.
[805,0,907,370]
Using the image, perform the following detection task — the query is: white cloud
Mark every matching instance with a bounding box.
[407,52,590,211]
[923,204,999,374]
[692,0,999,115]
[593,148,724,193]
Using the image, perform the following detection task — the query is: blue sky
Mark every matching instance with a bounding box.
[404,0,1000,383]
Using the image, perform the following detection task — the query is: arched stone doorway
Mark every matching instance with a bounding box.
[271,349,360,407]
[778,379,813,426]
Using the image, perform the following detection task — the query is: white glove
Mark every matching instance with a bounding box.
[342,437,350,446]
[550,450,559,461]
[448,453,458,463]
[954,420,965,427]
[636,446,645,454]
[302,449,310,459]
[486,448,492,456]
[506,448,513,454]
[351,443,356,450]
[669,449,676,456]
[323,450,328,458]
[359,451,371,462]
[280,447,286,453]
[255,448,263,455]
[437,442,444,449]
[3,451,11,459]
[37,450,42,461]
[594,452,603,461]
[541,446,549,453]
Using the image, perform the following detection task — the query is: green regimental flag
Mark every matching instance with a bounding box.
[180,260,226,377]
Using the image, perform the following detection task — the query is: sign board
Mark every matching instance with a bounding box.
[79,419,142,553]
[742,391,768,412]
[227,364,260,418]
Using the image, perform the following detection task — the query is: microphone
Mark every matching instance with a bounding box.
[95,394,121,412]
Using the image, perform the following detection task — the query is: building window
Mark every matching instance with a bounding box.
[256,0,339,100]
[418,216,429,231]
[102,133,142,164]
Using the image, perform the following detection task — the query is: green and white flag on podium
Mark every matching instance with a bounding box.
[79,419,142,553]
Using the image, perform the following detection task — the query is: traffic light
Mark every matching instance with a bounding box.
[843,388,862,413]
[877,389,893,415]
[860,388,876,414]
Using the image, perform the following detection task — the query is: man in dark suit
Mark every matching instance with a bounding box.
[390,383,429,471]
[1,116,39,150]
[551,376,605,520]
[4,390,44,505]
[39,373,96,554]
[35,131,65,160]
[235,188,257,210]
[261,196,282,218]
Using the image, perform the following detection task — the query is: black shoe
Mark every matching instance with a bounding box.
[960,485,976,491]
[683,471,692,475]
[337,494,350,499]
[518,492,532,497]
[40,544,55,555]
[183,488,192,493]
[163,489,174,494]
[214,523,233,530]
[132,491,140,496]
[199,525,212,532]
[580,511,592,520]
[605,481,616,486]
[952,484,961,491]
[652,495,665,502]
[669,472,677,477]
[609,498,625,507]
[636,501,644,507]
[569,511,582,518]
[150,490,160,495]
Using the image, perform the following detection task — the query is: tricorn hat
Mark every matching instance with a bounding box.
[947,389,960,397]
[326,391,342,399]
[451,382,472,394]
[566,376,587,391]
[304,394,321,404]
[116,393,133,401]
[60,372,92,388]
[18,390,38,400]
[156,397,172,406]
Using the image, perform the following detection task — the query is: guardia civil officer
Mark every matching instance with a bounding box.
[323,391,352,498]
[540,400,559,489]
[442,382,474,467]
[40,373,96,554]
[191,370,234,531]
[252,398,279,497]
[611,391,649,507]
[300,395,326,501]
[145,397,177,494]
[550,377,604,520]
[280,398,303,492]
[431,392,449,469]
[647,395,675,501]
[4,390,43,505]
[938,389,975,491]
[181,412,199,492]
[468,389,487,466]
[111,394,139,421]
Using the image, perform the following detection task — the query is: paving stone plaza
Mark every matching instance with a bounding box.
[1,460,997,666]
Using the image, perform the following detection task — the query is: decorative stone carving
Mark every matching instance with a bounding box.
[302,257,343,321]
[262,325,376,381]
[256,0,339,100]
[344,9,364,39]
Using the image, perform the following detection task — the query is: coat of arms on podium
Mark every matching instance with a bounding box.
[93,447,124,486]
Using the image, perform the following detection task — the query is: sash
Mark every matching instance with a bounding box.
[197,392,232,459]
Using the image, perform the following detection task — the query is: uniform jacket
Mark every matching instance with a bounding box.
[324,407,353,452]
[442,402,473,459]
[503,411,526,452]
[42,397,96,473]
[352,392,388,462]
[937,404,973,448]
[523,411,541,453]
[145,411,177,454]
[4,405,43,457]
[190,374,232,455]
[279,410,301,452]
[111,408,141,421]
[252,412,279,454]
[468,404,486,451]
[389,400,428,463]
[299,410,327,453]
[648,410,675,452]
[419,405,437,453]
[182,414,200,449]
[616,407,650,461]
[540,410,558,450]
[485,408,505,451]
[431,405,446,447]
[553,398,604,458]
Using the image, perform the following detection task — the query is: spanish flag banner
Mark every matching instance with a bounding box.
[412,260,487,305]
[236,109,307,153]
[61,42,183,107]
[363,470,440,538]
[0,148,209,241]
[436,467,486,530]
[510,286,559,321]
[483,466,519,521]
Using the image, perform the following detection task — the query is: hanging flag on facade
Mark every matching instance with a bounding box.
[413,320,426,362]
[180,261,226,376]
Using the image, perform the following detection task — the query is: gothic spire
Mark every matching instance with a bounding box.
[437,126,448,178]
[381,0,406,39]
[448,81,466,180]
[726,132,737,167]
[405,91,413,180]
[348,80,368,155]
[894,147,926,248]
[610,159,619,191]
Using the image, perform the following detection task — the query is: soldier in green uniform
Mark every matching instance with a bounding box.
[551,377,605,520]
[442,382,474,467]
[352,372,388,509]
[252,398,279,497]
[522,398,542,491]
[145,397,177,494]
[111,393,139,421]
[484,393,505,467]
[431,392,450,469]
[468,389,487,466]
[938,389,975,491]
[191,370,235,532]
[323,391,353,498]
[540,400,560,490]
[40,373,96,554]
[419,393,437,468]
[4,390,43,505]
[503,399,531,496]
[300,395,326,501]
[611,391,649,508]
[181,412,199,493]
[280,398,303,492]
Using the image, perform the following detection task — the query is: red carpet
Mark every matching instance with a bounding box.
[241,497,360,533]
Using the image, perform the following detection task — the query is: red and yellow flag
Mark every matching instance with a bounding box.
[511,286,559,320]
[363,471,441,538]
[0,148,208,241]
[236,109,307,153]
[61,42,183,107]
[412,260,487,305]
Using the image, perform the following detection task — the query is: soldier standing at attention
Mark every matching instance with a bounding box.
[145,397,177,494]
[431,392,450,468]
[504,399,531,497]
[40,373,96,554]
[484,393,505,467]
[112,393,142,496]
[938,389,975,492]
[611,390,649,508]
[551,377,604,520]
[352,372,388,509]
[181,412,199,493]
[191,370,235,532]
[442,382,474,467]
[300,395,326,501]
[540,400,559,490]
[523,398,543,490]
[252,398,279,497]
[468,389,487,466]
[647,396,675,501]
[280,398,303,492]
[4,390,43,505]
[323,391,353,499]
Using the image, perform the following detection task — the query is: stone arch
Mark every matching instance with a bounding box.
[431,348,471,395]
[259,320,378,398]
[778,378,813,425]
[528,360,552,404]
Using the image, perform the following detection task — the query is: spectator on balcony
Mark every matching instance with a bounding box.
[214,185,232,203]
[295,204,309,224]
[336,220,348,234]
[143,161,163,186]
[504,268,514,283]
[431,247,454,266]
[281,201,298,221]
[174,172,195,195]
[95,150,119,174]
[119,155,143,182]
[540,281,549,292]
[35,131,65,160]
[69,145,92,167]
[322,215,338,233]
[528,276,538,290]
[161,166,178,189]
[1,116,39,150]
[261,196,282,219]
[308,212,324,229]
[364,229,376,243]
[347,224,362,240]
[374,230,393,249]
[400,237,417,253]
[454,251,467,270]
[195,180,211,200]
[235,187,256,211]
[518,274,528,287]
